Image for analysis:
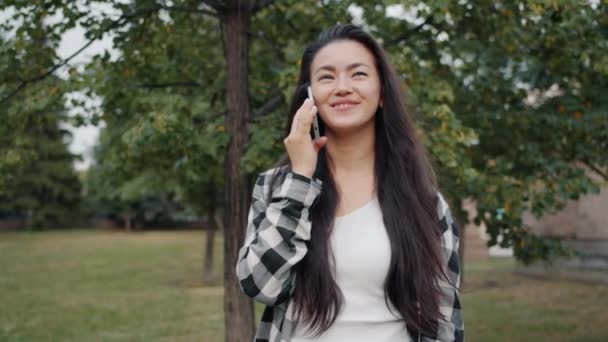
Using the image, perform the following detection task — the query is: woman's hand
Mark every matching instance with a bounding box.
[283,98,328,178]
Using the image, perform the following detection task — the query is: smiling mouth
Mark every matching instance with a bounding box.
[331,103,359,111]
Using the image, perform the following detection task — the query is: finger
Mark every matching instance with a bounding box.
[289,99,310,135]
[313,136,328,151]
[296,106,316,137]
[292,101,317,138]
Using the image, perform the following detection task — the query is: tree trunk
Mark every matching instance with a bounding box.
[123,212,132,232]
[223,1,256,341]
[458,220,466,285]
[453,203,467,285]
[203,182,218,284]
[203,227,217,283]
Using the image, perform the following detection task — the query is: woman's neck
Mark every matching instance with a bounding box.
[325,123,375,177]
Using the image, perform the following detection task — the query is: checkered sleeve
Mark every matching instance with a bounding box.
[236,169,323,306]
[423,192,464,342]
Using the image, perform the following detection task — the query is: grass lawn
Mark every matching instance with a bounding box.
[1,229,607,341]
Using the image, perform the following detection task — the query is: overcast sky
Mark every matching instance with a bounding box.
[55,3,119,171]
[59,27,113,171]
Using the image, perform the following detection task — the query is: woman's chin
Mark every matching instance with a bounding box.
[324,119,374,136]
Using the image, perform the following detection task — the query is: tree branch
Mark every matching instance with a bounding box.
[193,111,226,125]
[136,81,202,89]
[159,4,219,17]
[248,29,286,63]
[581,159,608,182]
[202,0,226,13]
[251,91,285,120]
[192,91,286,125]
[318,0,337,23]
[253,0,275,14]
[0,5,217,106]
[386,15,434,47]
[208,111,227,121]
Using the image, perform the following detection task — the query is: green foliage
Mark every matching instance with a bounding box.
[0,14,81,229]
[61,2,229,220]
[1,1,606,260]
[0,76,81,229]
[82,164,194,226]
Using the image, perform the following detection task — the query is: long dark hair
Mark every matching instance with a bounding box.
[267,24,448,337]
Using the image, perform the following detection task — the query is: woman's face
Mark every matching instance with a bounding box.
[309,40,382,136]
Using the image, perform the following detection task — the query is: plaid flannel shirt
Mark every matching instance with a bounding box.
[236,167,464,342]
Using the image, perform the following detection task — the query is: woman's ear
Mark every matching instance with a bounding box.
[379,98,383,108]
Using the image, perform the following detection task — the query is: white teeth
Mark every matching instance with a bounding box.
[335,103,355,109]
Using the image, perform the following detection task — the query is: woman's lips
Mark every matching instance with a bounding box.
[331,103,359,111]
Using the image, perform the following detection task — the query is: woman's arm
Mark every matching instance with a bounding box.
[235,169,322,306]
[428,193,465,342]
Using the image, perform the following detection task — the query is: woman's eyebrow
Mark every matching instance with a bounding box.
[314,62,371,74]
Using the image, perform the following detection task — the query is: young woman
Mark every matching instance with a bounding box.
[236,24,464,342]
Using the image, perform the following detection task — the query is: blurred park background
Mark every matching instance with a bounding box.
[1,1,607,341]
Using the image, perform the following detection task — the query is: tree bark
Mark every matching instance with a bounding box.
[223,1,256,341]
[458,220,466,285]
[123,212,132,232]
[203,182,218,284]
[453,202,467,285]
[203,226,217,283]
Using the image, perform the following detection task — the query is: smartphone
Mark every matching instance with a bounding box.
[307,85,321,140]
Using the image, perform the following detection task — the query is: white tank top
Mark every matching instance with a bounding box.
[290,197,411,342]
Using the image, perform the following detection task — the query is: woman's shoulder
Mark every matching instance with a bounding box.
[435,191,450,217]
[435,191,459,237]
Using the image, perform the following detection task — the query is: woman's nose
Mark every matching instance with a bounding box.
[334,76,353,95]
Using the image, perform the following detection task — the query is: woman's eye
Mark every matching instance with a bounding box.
[353,71,367,77]
[318,75,333,81]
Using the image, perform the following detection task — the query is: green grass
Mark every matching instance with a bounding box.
[0,230,224,341]
[1,230,607,341]
[462,258,608,341]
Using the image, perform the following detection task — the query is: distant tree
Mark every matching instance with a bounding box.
[0,23,81,229]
